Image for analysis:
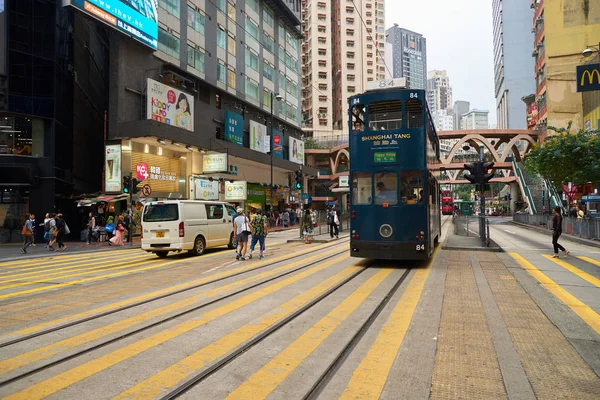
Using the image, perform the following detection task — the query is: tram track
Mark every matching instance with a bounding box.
[0,240,349,388]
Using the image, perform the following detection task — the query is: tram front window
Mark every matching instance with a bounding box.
[400,171,423,204]
[352,172,372,204]
[374,172,398,205]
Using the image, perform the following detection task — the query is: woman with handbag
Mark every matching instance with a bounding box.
[233,208,251,260]
[109,215,126,246]
[21,214,35,254]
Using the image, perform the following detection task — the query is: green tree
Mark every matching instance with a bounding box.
[304,138,322,149]
[524,122,600,188]
[453,184,473,201]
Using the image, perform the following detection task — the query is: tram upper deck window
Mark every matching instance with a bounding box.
[368,101,402,131]
[352,172,372,204]
[351,104,366,132]
[400,171,424,205]
[406,99,423,129]
[374,172,398,205]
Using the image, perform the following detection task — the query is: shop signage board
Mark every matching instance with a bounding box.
[272,130,283,158]
[131,153,180,193]
[225,181,247,201]
[249,121,268,153]
[146,78,194,132]
[65,0,158,50]
[288,136,305,164]
[202,153,228,173]
[339,176,349,187]
[576,64,600,92]
[195,179,219,200]
[105,143,122,193]
[225,110,244,146]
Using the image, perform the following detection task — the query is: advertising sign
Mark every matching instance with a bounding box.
[339,176,349,187]
[195,179,220,200]
[247,183,266,204]
[225,110,244,146]
[576,64,600,93]
[202,153,228,173]
[288,136,305,164]
[225,181,247,201]
[249,120,267,153]
[272,130,283,158]
[147,78,194,132]
[131,152,180,193]
[105,143,122,193]
[66,0,158,50]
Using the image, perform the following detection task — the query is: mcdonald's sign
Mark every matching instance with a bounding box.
[577,64,600,92]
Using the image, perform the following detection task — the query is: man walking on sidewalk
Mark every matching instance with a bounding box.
[21,214,35,253]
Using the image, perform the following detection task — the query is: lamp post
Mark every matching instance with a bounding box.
[582,42,600,57]
[270,92,283,213]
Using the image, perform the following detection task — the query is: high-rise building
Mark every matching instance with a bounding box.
[492,0,535,129]
[385,24,426,89]
[461,110,490,130]
[302,0,387,139]
[427,70,452,114]
[432,110,454,131]
[531,0,600,138]
[453,100,470,130]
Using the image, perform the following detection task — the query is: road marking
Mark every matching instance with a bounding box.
[340,250,437,399]
[225,268,394,400]
[504,230,517,234]
[3,254,348,400]
[0,247,344,375]
[509,253,600,335]
[113,257,358,400]
[543,255,600,288]
[0,249,141,268]
[577,256,600,268]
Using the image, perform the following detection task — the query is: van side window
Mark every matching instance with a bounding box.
[207,205,224,219]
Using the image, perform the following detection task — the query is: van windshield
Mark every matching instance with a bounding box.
[143,204,179,222]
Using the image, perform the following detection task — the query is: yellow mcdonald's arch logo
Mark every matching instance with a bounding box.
[580,68,600,86]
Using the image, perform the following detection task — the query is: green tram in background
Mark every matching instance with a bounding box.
[454,200,474,216]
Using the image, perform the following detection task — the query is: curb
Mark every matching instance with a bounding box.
[442,244,503,252]
[287,236,349,244]
[509,221,600,249]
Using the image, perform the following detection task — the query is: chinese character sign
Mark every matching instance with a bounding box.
[225,110,244,146]
[272,129,283,158]
[146,78,194,132]
[195,179,219,200]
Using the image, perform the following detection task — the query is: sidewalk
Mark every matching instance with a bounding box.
[443,219,502,252]
[287,232,349,243]
[509,220,600,248]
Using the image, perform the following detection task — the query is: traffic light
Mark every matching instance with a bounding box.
[294,170,303,190]
[122,175,131,194]
[463,163,480,184]
[481,162,495,184]
[131,178,142,195]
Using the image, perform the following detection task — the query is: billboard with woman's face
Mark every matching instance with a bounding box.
[288,136,304,164]
[146,78,194,132]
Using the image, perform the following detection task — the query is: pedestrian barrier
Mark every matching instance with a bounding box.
[513,214,600,241]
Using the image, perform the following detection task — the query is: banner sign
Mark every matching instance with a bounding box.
[225,110,244,146]
[225,181,247,201]
[272,130,283,158]
[339,176,349,187]
[247,183,266,204]
[577,64,600,92]
[249,120,268,153]
[195,179,219,200]
[202,153,228,173]
[105,143,122,193]
[66,0,158,50]
[288,136,305,164]
[146,78,194,131]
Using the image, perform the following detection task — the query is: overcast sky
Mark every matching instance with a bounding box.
[386,0,497,125]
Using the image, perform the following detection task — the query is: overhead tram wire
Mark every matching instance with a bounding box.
[350,0,392,77]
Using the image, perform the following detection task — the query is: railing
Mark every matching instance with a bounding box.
[310,135,349,148]
[512,158,537,214]
[514,214,600,241]
[543,178,564,212]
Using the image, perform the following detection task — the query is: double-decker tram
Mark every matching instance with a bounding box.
[349,78,441,260]
[441,190,454,215]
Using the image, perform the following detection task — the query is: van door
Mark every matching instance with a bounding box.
[206,204,227,246]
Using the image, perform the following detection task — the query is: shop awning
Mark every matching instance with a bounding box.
[77,194,129,207]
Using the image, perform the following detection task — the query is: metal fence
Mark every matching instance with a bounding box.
[454,215,491,246]
[513,214,600,241]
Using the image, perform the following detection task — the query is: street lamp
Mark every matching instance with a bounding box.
[582,42,600,57]
[270,92,283,213]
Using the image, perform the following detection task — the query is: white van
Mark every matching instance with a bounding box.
[141,200,237,257]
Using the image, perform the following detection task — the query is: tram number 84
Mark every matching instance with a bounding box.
[416,244,425,251]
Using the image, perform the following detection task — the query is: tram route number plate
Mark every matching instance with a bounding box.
[374,151,396,163]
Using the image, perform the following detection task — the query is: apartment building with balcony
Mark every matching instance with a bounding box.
[427,70,453,114]
[301,0,386,141]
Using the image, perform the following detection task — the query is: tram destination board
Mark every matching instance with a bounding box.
[374,151,397,163]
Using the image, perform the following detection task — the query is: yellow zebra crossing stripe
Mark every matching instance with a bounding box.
[543,255,600,288]
[577,256,600,268]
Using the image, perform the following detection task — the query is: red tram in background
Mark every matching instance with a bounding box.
[441,190,454,215]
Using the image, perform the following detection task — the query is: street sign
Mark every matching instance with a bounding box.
[141,184,152,197]
[301,193,308,199]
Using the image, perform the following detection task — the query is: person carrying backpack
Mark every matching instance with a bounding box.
[248,209,268,260]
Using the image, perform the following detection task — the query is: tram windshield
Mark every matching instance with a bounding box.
[374,172,398,205]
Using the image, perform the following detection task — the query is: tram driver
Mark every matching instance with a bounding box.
[375,182,397,204]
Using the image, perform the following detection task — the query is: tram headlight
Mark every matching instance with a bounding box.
[379,224,393,238]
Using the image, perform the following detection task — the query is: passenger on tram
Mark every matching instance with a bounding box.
[375,182,397,204]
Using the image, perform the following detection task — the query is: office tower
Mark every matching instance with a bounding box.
[385,24,427,89]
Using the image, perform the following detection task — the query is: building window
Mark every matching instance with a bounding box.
[279,24,285,39]
[216,0,226,14]
[262,33,275,53]
[347,40,354,47]
[263,90,272,109]
[228,35,236,56]
[319,83,327,90]
[217,29,226,49]
[319,95,328,102]
[318,25,326,33]
[318,72,327,79]
[287,81,298,98]
[286,105,297,120]
[318,60,327,67]
[318,13,327,21]
[348,86,355,93]
[158,28,180,58]
[318,48,327,56]
[347,63,355,70]
[263,6,274,27]
[247,0,258,13]
[245,50,259,71]
[228,2,236,22]
[347,74,355,81]
[228,69,236,89]
[217,62,227,84]
[368,101,402,130]
[187,46,205,73]
[246,18,259,40]
[188,7,205,35]
[347,29,354,36]
[263,62,275,81]
[159,0,180,17]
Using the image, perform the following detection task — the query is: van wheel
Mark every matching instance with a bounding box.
[192,236,205,256]
[155,251,169,258]
[227,232,235,249]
